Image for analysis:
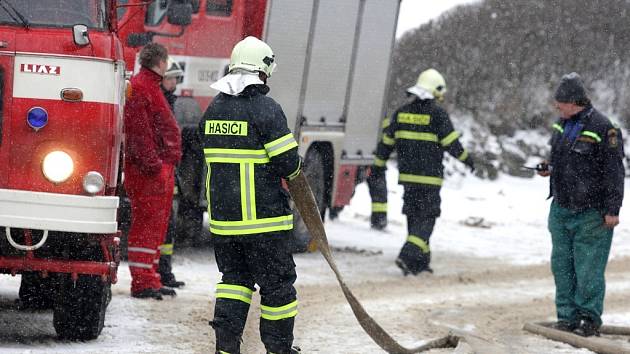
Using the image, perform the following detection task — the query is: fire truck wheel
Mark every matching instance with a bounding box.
[17,272,57,310]
[289,148,327,253]
[53,274,110,341]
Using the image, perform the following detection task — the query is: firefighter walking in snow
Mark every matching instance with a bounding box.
[374,68,474,276]
[200,37,301,354]
[538,73,624,337]
[158,57,186,289]
[124,44,181,300]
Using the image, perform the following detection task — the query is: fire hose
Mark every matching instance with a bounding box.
[287,173,459,353]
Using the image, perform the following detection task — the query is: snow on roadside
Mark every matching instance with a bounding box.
[335,162,630,266]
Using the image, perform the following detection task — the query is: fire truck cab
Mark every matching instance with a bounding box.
[0,0,127,340]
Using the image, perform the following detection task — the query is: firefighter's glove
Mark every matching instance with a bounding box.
[464,156,475,173]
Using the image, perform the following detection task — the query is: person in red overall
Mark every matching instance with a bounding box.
[124,43,182,300]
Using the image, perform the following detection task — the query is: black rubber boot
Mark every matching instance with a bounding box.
[158,287,177,296]
[551,320,578,332]
[132,288,163,300]
[370,213,388,230]
[573,319,601,337]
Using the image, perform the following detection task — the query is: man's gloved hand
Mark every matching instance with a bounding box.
[464,156,475,173]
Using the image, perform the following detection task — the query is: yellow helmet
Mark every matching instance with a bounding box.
[414,68,447,100]
[228,36,276,77]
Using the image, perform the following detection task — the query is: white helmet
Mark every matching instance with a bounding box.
[164,57,184,80]
[228,36,276,77]
[409,68,447,101]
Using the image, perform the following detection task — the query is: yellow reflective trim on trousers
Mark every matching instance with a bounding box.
[374,157,386,167]
[216,283,253,304]
[372,202,387,213]
[159,243,174,255]
[440,131,460,147]
[218,351,230,354]
[287,159,302,181]
[407,235,430,253]
[399,174,443,186]
[204,148,270,164]
[552,123,564,133]
[381,118,390,129]
[382,134,395,146]
[581,131,602,143]
[458,149,469,161]
[394,130,438,142]
[265,133,298,158]
[209,215,293,236]
[260,300,298,320]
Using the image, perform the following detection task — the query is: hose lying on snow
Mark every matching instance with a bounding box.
[287,173,459,353]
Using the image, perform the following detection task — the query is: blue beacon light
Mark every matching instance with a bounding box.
[27,107,49,130]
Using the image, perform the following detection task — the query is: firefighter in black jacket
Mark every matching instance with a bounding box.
[374,68,474,276]
[200,37,301,354]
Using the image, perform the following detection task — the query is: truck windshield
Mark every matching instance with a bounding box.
[0,0,108,29]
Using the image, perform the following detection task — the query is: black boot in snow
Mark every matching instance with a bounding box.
[573,319,601,337]
[161,276,186,288]
[395,257,411,276]
[132,288,163,300]
[158,287,177,296]
[396,257,433,276]
[266,346,301,354]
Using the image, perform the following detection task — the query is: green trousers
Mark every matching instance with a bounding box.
[548,202,613,326]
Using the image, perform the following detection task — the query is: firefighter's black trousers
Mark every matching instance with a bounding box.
[158,208,177,283]
[398,186,441,273]
[211,236,297,354]
[367,167,388,229]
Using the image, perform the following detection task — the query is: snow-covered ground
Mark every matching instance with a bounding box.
[2,167,630,353]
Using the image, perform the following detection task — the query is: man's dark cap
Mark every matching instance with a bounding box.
[555,72,589,104]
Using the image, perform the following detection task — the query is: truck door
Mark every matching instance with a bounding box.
[0,30,15,188]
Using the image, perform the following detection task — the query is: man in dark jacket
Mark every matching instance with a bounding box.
[538,73,624,337]
[374,68,474,276]
[124,43,182,300]
[200,37,301,354]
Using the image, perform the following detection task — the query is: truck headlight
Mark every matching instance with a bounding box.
[42,151,74,183]
[83,171,105,194]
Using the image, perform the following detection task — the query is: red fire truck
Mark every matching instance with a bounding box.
[117,0,399,251]
[0,0,140,340]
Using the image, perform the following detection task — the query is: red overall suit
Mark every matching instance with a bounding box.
[124,67,181,294]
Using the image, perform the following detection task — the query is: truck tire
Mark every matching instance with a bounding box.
[53,274,109,340]
[289,148,327,253]
[18,272,57,310]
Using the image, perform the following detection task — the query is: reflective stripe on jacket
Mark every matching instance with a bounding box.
[199,85,301,237]
[374,98,468,187]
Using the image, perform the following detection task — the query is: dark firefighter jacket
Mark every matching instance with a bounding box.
[549,106,624,215]
[124,67,182,175]
[198,84,301,239]
[374,98,471,188]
